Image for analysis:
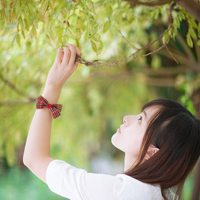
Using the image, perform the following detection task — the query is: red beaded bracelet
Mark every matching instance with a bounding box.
[36,95,62,119]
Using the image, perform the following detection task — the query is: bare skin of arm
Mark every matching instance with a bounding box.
[23,43,82,183]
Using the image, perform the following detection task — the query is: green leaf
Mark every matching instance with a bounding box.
[105,5,112,17]
[97,40,103,52]
[189,26,197,40]
[87,0,96,14]
[11,33,17,47]
[12,11,17,21]
[90,39,98,53]
[151,54,162,70]
[48,0,54,11]
[41,2,48,15]
[0,9,6,21]
[21,30,26,39]
[16,33,21,47]
[61,8,68,19]
[178,11,185,20]
[186,34,193,48]
[56,35,63,49]
[126,9,133,21]
[90,35,99,43]
[77,18,84,33]
[18,16,25,30]
[188,18,198,29]
[114,9,123,24]
[103,20,110,33]
[174,17,180,29]
[198,23,200,37]
[45,16,51,32]
[31,25,37,39]
[150,11,154,19]
[172,27,177,40]
[1,0,7,9]
[26,2,33,14]
[56,26,64,38]
[26,40,31,51]
[24,19,29,31]
[67,27,76,39]
[162,32,169,44]
[197,40,200,46]
[91,27,98,36]
[154,9,159,20]
[84,30,89,43]
[186,99,195,115]
[46,34,53,47]
[49,28,55,41]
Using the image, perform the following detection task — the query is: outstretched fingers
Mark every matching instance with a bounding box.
[65,43,81,65]
[66,43,82,57]
[54,47,63,65]
[62,47,71,64]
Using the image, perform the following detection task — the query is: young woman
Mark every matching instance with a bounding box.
[23,43,200,200]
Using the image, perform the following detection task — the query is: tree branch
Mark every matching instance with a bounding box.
[146,77,175,87]
[0,73,35,101]
[125,0,200,22]
[124,0,172,7]
[76,4,175,67]
[159,48,200,73]
[114,26,139,50]
[194,40,200,62]
[174,0,200,22]
[0,99,35,107]
[142,66,188,75]
[176,32,196,61]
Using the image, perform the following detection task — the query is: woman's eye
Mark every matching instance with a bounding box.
[138,116,142,122]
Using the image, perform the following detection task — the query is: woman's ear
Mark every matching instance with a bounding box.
[144,145,159,160]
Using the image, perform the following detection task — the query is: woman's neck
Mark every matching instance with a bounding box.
[124,154,137,172]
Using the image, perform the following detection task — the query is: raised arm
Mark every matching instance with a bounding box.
[23,43,82,183]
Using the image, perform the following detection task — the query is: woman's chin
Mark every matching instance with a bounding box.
[111,133,117,146]
[111,133,122,151]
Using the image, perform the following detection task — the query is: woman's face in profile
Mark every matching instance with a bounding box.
[111,106,159,160]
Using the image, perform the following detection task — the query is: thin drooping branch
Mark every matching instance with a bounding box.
[0,73,35,101]
[164,44,178,63]
[194,39,200,62]
[159,47,200,73]
[114,26,139,50]
[176,32,196,61]
[75,3,176,67]
[125,24,173,62]
[174,0,200,22]
[125,0,172,7]
[146,77,175,87]
[142,66,188,75]
[125,0,200,22]
[64,66,187,86]
[0,99,35,107]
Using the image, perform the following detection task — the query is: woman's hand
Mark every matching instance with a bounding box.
[45,43,82,90]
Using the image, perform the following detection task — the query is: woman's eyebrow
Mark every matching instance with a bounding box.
[143,110,147,119]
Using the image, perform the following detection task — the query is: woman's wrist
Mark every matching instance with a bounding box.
[42,85,62,104]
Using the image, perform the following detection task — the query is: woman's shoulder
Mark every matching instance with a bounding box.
[115,174,163,200]
[47,160,164,200]
[116,173,160,188]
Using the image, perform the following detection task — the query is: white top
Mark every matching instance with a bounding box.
[46,160,170,200]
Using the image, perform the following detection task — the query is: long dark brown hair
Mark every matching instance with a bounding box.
[124,99,200,200]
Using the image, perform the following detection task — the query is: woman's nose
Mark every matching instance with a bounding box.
[123,115,133,126]
[123,117,127,126]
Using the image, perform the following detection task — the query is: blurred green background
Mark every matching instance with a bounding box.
[0,0,200,199]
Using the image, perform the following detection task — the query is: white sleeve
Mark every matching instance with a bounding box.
[46,160,123,200]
